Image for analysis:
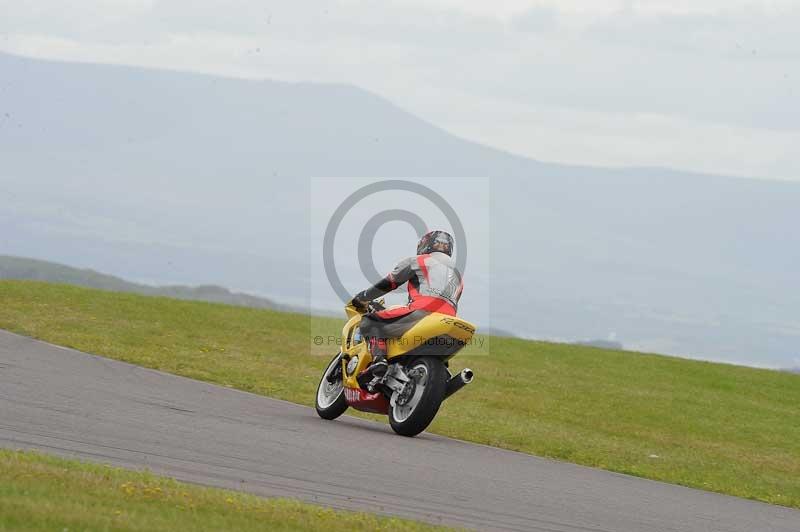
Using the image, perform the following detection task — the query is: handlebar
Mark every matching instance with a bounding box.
[368,300,386,313]
[344,299,386,318]
[345,298,386,317]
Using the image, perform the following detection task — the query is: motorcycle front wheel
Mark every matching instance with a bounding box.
[315,353,348,420]
[389,356,447,437]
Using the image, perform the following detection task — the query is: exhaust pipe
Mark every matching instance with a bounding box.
[444,368,474,399]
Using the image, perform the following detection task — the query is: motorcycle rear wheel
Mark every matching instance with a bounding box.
[389,356,447,437]
[315,353,348,420]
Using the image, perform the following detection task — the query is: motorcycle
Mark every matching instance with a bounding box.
[315,300,475,436]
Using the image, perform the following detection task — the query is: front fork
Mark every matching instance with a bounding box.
[325,355,343,384]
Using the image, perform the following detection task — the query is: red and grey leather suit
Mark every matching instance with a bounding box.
[356,252,464,341]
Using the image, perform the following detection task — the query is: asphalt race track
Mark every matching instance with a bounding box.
[1,330,798,531]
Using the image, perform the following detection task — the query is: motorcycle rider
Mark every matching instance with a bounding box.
[349,230,463,377]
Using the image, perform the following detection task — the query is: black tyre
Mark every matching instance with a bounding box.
[389,357,447,437]
[315,353,348,420]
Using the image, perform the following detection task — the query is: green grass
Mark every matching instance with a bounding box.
[2,280,799,509]
[0,449,451,531]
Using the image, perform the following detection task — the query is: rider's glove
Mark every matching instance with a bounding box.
[349,297,369,313]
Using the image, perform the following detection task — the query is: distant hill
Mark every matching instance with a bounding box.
[0,255,293,311]
[2,52,799,367]
[478,327,518,339]
[575,339,625,351]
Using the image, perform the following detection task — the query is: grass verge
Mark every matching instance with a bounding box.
[0,449,451,531]
[1,280,799,508]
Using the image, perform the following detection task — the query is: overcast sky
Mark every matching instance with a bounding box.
[2,0,797,180]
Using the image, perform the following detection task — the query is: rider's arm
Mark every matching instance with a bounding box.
[352,257,415,304]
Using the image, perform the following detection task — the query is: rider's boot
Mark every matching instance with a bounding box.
[368,338,388,378]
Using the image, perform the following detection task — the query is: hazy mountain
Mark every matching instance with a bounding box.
[575,340,625,351]
[0,255,298,311]
[2,52,798,367]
